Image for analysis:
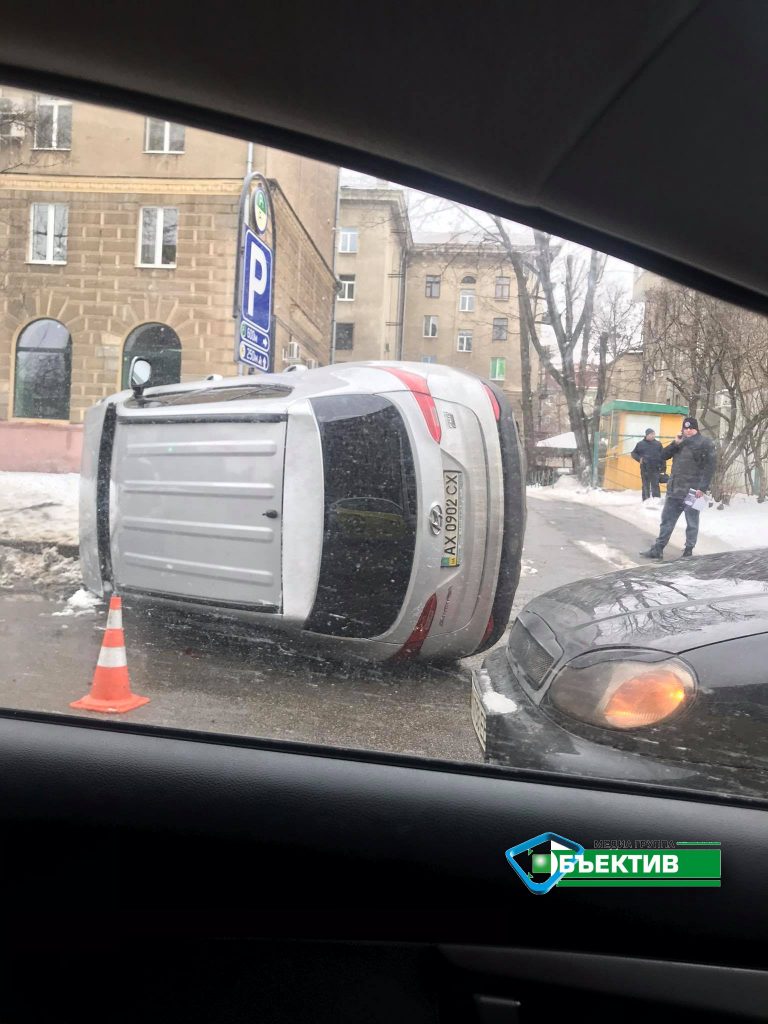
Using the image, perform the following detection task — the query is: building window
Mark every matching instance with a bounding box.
[145,118,185,153]
[490,357,506,381]
[339,274,356,300]
[421,355,437,364]
[339,228,358,253]
[492,317,508,341]
[457,330,473,353]
[423,315,438,338]
[0,98,25,144]
[29,203,68,264]
[138,207,178,267]
[495,276,510,300]
[461,275,477,284]
[13,319,72,420]
[335,323,354,350]
[425,274,441,298]
[33,96,72,150]
[459,290,475,312]
[121,323,182,389]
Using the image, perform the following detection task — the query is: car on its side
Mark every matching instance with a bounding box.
[472,549,768,798]
[79,360,525,662]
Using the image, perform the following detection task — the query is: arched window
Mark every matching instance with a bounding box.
[13,319,72,420]
[121,323,181,389]
[460,275,476,284]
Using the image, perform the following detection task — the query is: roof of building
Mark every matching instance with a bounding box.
[537,431,577,450]
[600,399,689,415]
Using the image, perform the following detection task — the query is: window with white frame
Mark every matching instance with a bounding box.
[457,330,473,353]
[459,289,475,312]
[495,275,510,300]
[34,96,72,150]
[29,203,68,264]
[339,274,356,300]
[425,274,441,297]
[145,118,185,153]
[490,357,506,380]
[339,228,358,253]
[421,355,437,364]
[423,315,438,338]
[492,317,508,341]
[138,207,178,267]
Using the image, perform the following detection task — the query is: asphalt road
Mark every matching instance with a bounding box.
[0,497,663,763]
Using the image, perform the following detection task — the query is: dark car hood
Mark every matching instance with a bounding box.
[526,549,768,655]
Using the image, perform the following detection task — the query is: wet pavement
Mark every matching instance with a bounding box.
[0,498,663,763]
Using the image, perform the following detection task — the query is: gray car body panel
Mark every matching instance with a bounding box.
[79,362,514,661]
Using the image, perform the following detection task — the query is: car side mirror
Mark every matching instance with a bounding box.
[129,357,152,398]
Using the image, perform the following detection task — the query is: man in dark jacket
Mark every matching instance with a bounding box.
[640,417,717,559]
[631,428,666,501]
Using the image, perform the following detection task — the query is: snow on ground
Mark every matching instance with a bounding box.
[529,476,768,554]
[0,545,81,592]
[51,587,102,616]
[575,541,638,570]
[0,471,82,600]
[0,471,79,546]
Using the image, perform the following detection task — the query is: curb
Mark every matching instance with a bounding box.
[0,539,79,559]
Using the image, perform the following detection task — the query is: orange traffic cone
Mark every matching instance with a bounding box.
[70,594,150,713]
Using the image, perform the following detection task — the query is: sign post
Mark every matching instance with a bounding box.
[233,173,276,373]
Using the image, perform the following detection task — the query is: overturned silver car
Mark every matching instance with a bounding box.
[80,361,525,662]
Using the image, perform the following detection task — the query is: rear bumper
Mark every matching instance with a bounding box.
[471,380,526,653]
[472,646,768,799]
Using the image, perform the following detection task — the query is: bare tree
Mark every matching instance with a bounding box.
[490,222,609,478]
[644,283,768,502]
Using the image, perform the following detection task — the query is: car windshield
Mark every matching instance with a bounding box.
[306,394,418,638]
[2,82,768,805]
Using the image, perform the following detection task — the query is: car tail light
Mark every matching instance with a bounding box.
[393,594,438,660]
[483,383,500,421]
[381,368,441,443]
[478,614,495,648]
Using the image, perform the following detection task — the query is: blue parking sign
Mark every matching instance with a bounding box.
[238,226,272,369]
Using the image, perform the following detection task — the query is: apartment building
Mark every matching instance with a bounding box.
[334,186,536,420]
[332,186,411,363]
[0,88,338,470]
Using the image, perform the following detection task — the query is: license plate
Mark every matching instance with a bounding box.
[441,470,463,567]
[470,675,487,752]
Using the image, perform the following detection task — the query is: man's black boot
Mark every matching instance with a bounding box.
[640,546,663,559]
[681,546,693,557]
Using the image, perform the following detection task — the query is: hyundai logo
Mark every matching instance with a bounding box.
[429,504,443,534]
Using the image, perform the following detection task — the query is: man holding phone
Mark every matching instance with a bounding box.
[640,416,717,559]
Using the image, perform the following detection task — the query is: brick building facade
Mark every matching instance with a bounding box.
[0,88,338,471]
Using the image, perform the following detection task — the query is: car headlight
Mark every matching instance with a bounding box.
[549,650,696,730]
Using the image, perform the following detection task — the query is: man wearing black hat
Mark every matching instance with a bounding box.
[631,428,666,501]
[640,416,717,559]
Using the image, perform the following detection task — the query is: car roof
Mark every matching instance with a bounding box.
[1,1,766,312]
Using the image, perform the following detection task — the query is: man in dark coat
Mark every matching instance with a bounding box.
[640,416,717,560]
[631,428,666,501]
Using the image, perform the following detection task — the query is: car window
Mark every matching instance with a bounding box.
[2,83,767,804]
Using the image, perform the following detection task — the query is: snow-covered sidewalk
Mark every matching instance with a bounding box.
[529,476,768,554]
[0,471,79,547]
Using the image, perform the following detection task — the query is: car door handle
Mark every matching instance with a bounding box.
[262,510,279,519]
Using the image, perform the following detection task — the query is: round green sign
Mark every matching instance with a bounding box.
[253,188,269,233]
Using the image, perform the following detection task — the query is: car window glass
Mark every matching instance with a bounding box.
[1,83,767,804]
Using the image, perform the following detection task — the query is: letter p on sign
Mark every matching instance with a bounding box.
[241,226,272,334]
[246,238,268,318]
